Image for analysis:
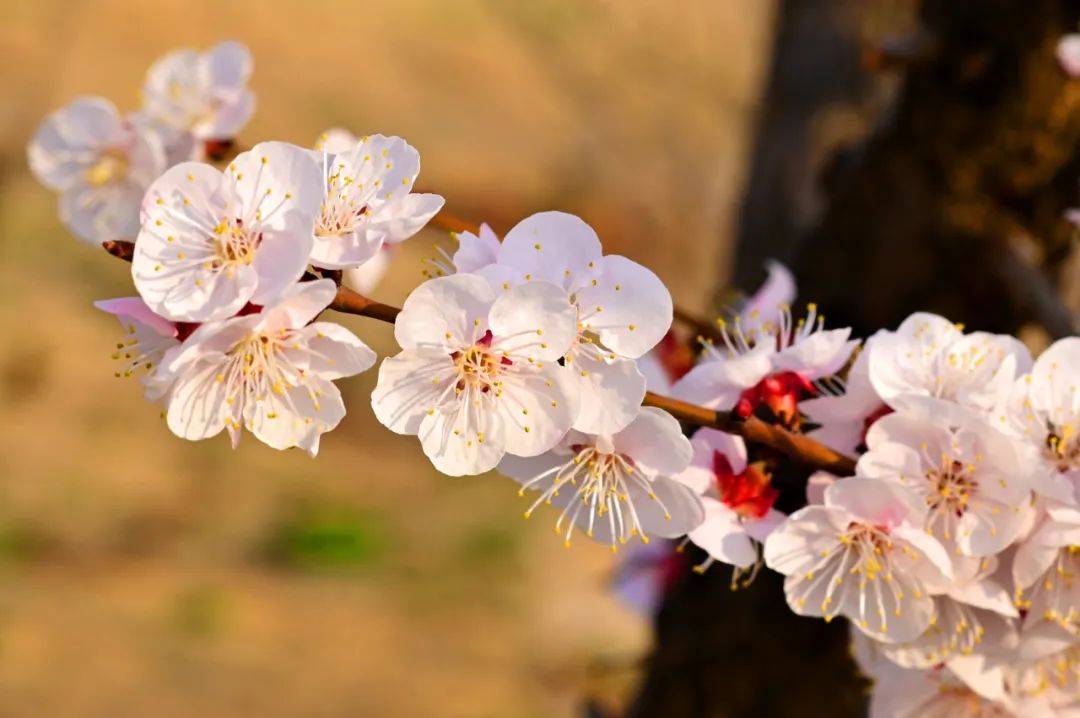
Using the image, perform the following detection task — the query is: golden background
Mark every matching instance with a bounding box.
[0,1,773,715]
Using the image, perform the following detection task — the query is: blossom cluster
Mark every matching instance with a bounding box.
[30,39,1080,717]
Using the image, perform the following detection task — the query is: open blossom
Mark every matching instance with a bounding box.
[765,477,952,642]
[490,211,673,435]
[866,312,1031,416]
[28,97,166,243]
[161,280,375,456]
[309,134,444,269]
[132,141,322,322]
[999,338,1080,504]
[1009,630,1080,715]
[497,407,704,550]
[858,410,1032,562]
[141,41,255,143]
[672,428,784,570]
[1013,502,1080,637]
[371,273,579,476]
[673,301,857,426]
[94,296,180,400]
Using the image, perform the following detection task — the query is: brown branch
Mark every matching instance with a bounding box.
[100,242,857,474]
[641,391,857,476]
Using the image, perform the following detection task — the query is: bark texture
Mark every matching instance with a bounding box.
[630,1,1080,716]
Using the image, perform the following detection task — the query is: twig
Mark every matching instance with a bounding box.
[101,238,857,475]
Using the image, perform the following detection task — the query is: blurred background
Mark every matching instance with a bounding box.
[0,2,777,715]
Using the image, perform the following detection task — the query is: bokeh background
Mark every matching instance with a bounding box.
[0,2,776,715]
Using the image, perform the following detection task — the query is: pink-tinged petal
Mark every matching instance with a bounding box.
[763,505,847,576]
[166,361,229,441]
[226,141,322,229]
[495,364,577,457]
[825,477,927,528]
[772,329,857,379]
[739,260,796,329]
[1057,34,1080,77]
[489,280,577,362]
[453,223,501,272]
[892,524,953,581]
[418,403,507,476]
[805,471,838,505]
[368,193,445,245]
[370,348,457,435]
[94,297,177,337]
[297,323,377,380]
[671,342,774,410]
[856,441,923,481]
[28,96,123,190]
[688,497,757,568]
[499,211,603,292]
[744,508,786,543]
[574,255,673,359]
[206,90,255,140]
[395,274,495,351]
[948,577,1018,618]
[205,40,252,88]
[568,355,645,435]
[257,279,337,332]
[611,407,693,477]
[59,182,143,243]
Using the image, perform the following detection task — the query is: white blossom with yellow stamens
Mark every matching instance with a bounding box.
[132,141,322,322]
[498,407,704,551]
[765,477,953,643]
[159,279,375,456]
[28,97,167,244]
[371,273,579,476]
[94,296,180,401]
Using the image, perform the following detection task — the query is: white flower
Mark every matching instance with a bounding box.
[132,141,322,322]
[28,97,167,244]
[371,273,579,476]
[1013,502,1080,637]
[94,296,180,400]
[764,477,952,642]
[161,279,375,456]
[672,428,784,570]
[309,134,444,269]
[866,312,1031,417]
[451,223,501,273]
[1058,34,1080,77]
[141,41,255,142]
[858,410,1032,561]
[803,336,890,455]
[998,338,1080,504]
[673,302,857,427]
[491,211,673,435]
[736,260,796,332]
[498,407,704,550]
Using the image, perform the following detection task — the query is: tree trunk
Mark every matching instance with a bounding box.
[630,1,1079,716]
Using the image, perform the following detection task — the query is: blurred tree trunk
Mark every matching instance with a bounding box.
[629,1,1079,717]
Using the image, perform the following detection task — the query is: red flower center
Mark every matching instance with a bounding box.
[713,451,778,520]
[734,371,816,427]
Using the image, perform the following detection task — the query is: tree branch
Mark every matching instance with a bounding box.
[101,238,857,475]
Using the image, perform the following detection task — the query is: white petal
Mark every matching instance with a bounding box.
[673,427,748,495]
[574,255,673,359]
[772,329,857,379]
[568,355,645,435]
[612,406,693,477]
[671,342,774,410]
[489,280,577,361]
[453,223,501,272]
[495,364,577,457]
[370,349,456,435]
[418,404,506,476]
[688,498,757,567]
[205,40,252,88]
[498,211,603,291]
[825,477,927,528]
[298,323,377,380]
[166,361,229,441]
[395,274,495,351]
